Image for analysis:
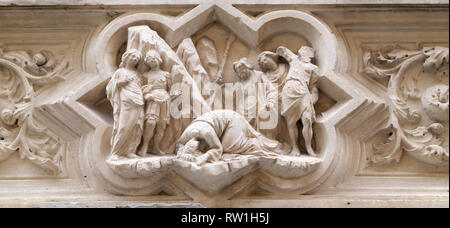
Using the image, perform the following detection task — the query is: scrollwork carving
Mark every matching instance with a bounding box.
[363,46,449,166]
[0,48,72,174]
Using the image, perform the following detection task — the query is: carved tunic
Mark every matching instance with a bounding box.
[143,70,171,123]
[106,68,144,157]
[278,47,319,122]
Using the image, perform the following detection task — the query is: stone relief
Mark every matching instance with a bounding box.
[103,25,324,192]
[277,46,320,157]
[106,48,145,159]
[0,2,447,207]
[362,46,449,166]
[0,48,72,174]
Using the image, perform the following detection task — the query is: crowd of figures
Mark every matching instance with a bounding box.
[106,27,321,166]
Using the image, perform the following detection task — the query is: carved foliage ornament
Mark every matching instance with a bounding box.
[363,46,449,165]
[0,48,72,174]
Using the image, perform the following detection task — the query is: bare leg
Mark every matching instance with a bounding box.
[302,113,316,157]
[137,119,157,157]
[152,122,167,155]
[286,117,300,156]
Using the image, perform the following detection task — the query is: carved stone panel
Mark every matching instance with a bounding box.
[0,1,448,208]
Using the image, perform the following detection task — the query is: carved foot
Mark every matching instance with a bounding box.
[152,148,166,156]
[125,153,139,159]
[137,145,148,157]
[307,147,317,157]
[289,148,301,157]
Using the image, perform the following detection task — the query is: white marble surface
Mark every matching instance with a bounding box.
[0,1,448,208]
[0,0,448,6]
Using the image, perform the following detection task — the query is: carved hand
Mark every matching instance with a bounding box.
[145,94,165,103]
[276,46,290,57]
[215,75,224,84]
[265,102,274,111]
[171,89,182,98]
[142,85,153,94]
[179,153,197,162]
[196,153,210,166]
[311,87,319,104]
[276,46,295,62]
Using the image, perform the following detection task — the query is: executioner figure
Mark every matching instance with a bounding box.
[276,46,320,157]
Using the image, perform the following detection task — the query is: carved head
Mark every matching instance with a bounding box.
[258,51,279,72]
[298,46,315,63]
[119,49,141,69]
[1,109,15,126]
[144,50,163,69]
[182,138,200,155]
[233,57,253,81]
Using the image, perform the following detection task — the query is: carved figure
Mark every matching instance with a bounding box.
[258,51,289,92]
[106,49,144,158]
[233,57,277,129]
[277,46,319,157]
[176,110,284,165]
[257,51,289,140]
[138,50,181,156]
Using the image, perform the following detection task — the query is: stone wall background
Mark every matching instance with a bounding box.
[0,0,448,207]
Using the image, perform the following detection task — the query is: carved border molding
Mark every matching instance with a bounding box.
[0,3,447,207]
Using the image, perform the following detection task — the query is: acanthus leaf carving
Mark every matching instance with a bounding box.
[0,48,72,86]
[363,46,449,166]
[0,48,73,174]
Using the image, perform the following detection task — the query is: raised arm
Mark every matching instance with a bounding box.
[276,46,298,63]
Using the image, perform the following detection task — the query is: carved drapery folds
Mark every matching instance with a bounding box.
[103,25,325,193]
[0,48,72,174]
[363,46,449,166]
[2,3,445,203]
[76,5,352,195]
